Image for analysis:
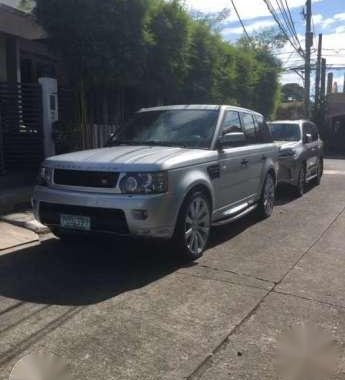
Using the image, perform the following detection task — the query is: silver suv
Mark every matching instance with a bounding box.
[268,120,324,197]
[33,105,278,260]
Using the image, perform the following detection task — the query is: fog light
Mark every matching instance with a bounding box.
[131,209,148,220]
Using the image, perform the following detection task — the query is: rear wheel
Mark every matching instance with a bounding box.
[257,172,275,219]
[295,165,306,197]
[172,190,211,261]
[314,158,323,185]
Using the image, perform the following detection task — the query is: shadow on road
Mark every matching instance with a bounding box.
[0,237,186,306]
[0,184,305,307]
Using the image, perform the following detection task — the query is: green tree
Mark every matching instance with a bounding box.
[146,0,190,103]
[35,0,149,88]
[18,0,35,13]
[183,22,227,103]
[281,83,305,102]
[34,0,283,130]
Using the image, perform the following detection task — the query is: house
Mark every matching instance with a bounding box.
[326,92,345,153]
[0,2,66,174]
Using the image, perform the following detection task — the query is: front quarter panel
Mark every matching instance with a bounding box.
[168,164,216,214]
[259,144,279,190]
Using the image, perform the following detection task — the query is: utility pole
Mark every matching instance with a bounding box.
[314,33,322,110]
[304,0,312,118]
[320,58,326,102]
[327,72,333,95]
[343,73,345,93]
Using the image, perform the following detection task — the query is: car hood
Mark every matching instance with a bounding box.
[44,145,217,171]
[274,140,300,149]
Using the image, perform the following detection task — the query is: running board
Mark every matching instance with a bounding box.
[212,204,257,227]
[306,174,317,182]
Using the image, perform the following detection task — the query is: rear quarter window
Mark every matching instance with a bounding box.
[240,113,257,144]
[254,115,273,143]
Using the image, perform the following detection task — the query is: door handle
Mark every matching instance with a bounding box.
[241,159,249,166]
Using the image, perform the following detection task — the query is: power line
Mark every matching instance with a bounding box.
[262,0,304,58]
[284,0,300,42]
[276,0,303,52]
[230,0,251,42]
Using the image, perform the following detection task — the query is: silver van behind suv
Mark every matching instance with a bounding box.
[33,105,278,260]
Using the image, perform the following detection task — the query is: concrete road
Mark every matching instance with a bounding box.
[1,159,345,380]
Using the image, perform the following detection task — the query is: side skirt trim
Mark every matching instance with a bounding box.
[212,204,257,226]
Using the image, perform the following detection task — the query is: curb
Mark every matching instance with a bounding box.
[0,211,49,235]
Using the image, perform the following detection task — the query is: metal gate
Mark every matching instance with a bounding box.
[0,82,44,171]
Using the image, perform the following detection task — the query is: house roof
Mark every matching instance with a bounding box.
[0,3,46,40]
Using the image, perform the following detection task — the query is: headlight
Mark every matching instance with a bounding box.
[119,172,168,194]
[37,166,53,186]
[279,148,296,158]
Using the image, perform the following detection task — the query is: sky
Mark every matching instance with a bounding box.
[185,0,345,90]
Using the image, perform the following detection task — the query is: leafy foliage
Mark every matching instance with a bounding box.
[35,0,282,120]
[18,0,35,13]
[281,83,305,102]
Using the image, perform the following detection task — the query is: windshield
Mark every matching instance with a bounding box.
[109,109,219,149]
[268,123,301,142]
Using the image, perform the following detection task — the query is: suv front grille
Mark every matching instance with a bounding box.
[54,169,118,188]
[39,202,129,234]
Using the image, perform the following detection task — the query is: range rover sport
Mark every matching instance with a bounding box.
[33,105,279,260]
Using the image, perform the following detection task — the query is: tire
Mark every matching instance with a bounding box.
[172,190,211,261]
[295,165,306,197]
[314,158,323,186]
[257,172,275,219]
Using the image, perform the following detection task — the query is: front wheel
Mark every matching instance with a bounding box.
[295,165,306,197]
[172,190,211,261]
[257,172,275,219]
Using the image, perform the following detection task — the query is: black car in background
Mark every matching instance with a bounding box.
[268,120,324,196]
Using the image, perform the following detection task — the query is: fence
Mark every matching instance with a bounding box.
[0,82,44,171]
[54,122,118,154]
[89,124,118,148]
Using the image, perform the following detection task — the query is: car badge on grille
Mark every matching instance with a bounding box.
[101,178,108,185]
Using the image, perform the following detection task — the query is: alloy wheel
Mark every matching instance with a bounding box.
[184,196,210,256]
[263,175,275,216]
[298,167,305,195]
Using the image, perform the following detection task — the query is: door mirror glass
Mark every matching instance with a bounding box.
[304,133,313,144]
[218,131,246,148]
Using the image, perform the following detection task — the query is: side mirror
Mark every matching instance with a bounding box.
[304,133,313,144]
[218,132,246,149]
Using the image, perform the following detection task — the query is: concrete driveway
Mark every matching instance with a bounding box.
[0,159,345,380]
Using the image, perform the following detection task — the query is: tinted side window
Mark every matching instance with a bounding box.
[221,111,242,134]
[303,123,312,141]
[310,123,319,141]
[254,115,272,143]
[240,113,257,143]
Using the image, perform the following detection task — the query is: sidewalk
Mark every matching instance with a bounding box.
[0,221,39,251]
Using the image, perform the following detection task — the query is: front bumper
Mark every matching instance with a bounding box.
[32,186,181,239]
[277,157,299,185]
